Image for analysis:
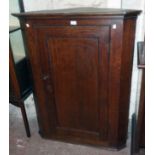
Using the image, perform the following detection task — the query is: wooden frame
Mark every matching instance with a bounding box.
[9,38,31,137]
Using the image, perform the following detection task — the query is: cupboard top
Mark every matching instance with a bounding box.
[13,7,141,19]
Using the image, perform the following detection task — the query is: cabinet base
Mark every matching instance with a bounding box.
[38,130,126,150]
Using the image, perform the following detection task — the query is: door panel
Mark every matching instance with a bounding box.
[49,37,99,132]
[35,26,110,141]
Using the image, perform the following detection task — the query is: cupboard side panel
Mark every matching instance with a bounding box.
[108,20,124,148]
[118,18,137,145]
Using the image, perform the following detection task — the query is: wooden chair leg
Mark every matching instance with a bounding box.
[20,102,31,137]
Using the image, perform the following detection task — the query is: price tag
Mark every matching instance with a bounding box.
[70,20,77,26]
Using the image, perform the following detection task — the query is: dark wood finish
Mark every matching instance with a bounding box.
[9,47,21,100]
[13,7,141,18]
[13,8,141,149]
[117,18,137,146]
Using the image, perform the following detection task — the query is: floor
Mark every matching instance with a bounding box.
[9,94,144,155]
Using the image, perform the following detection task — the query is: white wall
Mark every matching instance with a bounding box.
[9,0,20,26]
[107,0,121,8]
[23,0,107,11]
[52,0,107,9]
[23,0,53,11]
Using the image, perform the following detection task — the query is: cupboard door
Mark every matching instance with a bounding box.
[34,26,110,143]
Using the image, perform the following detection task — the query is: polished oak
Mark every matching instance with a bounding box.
[13,7,141,149]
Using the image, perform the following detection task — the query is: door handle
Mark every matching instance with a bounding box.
[42,75,49,81]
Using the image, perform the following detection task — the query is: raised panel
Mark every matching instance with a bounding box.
[48,37,99,133]
[35,26,110,142]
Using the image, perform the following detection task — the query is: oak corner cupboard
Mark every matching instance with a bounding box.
[13,7,141,149]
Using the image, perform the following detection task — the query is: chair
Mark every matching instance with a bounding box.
[9,26,32,137]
